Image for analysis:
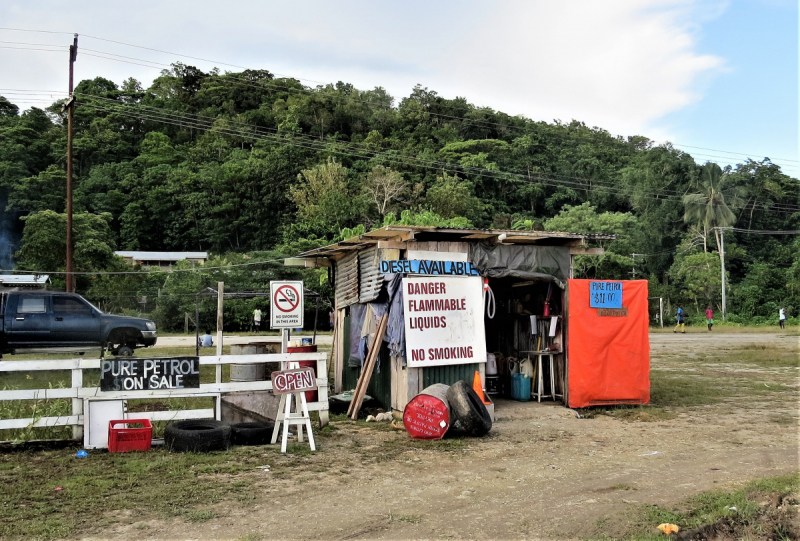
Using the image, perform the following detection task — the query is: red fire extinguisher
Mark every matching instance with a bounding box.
[543,282,553,317]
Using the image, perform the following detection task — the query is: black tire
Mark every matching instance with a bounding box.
[164,420,231,452]
[230,422,274,446]
[446,380,492,437]
[116,346,133,357]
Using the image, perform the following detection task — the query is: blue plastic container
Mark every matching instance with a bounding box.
[511,373,531,401]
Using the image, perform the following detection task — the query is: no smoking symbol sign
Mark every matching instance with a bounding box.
[274,285,300,313]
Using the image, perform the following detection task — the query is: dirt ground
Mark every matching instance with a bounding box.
[66,331,796,541]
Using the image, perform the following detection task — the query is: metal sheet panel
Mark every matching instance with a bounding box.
[422,363,481,388]
[341,316,392,408]
[359,247,383,303]
[335,252,359,309]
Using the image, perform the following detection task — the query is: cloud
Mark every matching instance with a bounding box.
[0,0,725,138]
[431,1,725,135]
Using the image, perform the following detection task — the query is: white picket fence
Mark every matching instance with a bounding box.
[0,353,329,447]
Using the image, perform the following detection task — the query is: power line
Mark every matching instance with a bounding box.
[76,97,800,214]
[0,257,290,276]
[78,96,800,213]
[0,27,74,35]
[730,228,800,235]
[5,27,796,168]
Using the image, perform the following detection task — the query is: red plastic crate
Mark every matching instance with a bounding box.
[108,419,153,453]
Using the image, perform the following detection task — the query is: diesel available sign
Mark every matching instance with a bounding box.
[403,275,487,368]
[101,357,200,391]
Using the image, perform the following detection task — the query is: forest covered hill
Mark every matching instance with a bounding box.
[1,63,798,329]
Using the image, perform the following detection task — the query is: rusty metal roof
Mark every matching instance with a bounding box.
[298,226,617,259]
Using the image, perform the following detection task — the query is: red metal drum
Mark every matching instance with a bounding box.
[287,345,318,402]
[403,383,451,440]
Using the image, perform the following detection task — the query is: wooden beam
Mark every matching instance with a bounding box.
[283,258,332,268]
[376,240,409,250]
[569,247,605,255]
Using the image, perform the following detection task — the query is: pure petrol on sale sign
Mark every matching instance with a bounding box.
[270,281,304,329]
[403,275,487,368]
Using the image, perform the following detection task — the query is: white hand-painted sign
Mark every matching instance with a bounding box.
[271,367,317,394]
[403,275,487,368]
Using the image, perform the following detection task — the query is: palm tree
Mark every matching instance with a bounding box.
[682,163,744,252]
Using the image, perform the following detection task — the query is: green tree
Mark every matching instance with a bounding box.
[544,202,640,279]
[668,251,722,313]
[289,158,365,236]
[425,173,482,220]
[682,163,744,252]
[15,210,117,290]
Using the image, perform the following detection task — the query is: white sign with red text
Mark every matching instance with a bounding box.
[271,367,317,394]
[403,275,486,368]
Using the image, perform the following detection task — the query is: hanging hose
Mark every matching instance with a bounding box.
[483,278,496,319]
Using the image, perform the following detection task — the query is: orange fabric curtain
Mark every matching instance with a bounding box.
[567,279,650,408]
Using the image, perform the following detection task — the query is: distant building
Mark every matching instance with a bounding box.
[0,274,50,288]
[115,251,208,269]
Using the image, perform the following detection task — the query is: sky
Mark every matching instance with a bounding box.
[1,0,797,176]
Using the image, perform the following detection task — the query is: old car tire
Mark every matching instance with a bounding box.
[116,346,134,357]
[446,380,492,437]
[230,422,274,446]
[164,420,231,452]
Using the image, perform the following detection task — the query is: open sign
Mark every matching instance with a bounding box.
[271,368,317,394]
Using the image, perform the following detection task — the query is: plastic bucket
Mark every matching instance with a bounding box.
[511,373,531,401]
[287,345,318,402]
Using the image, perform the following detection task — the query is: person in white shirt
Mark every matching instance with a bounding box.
[253,308,262,331]
[199,331,213,347]
[779,307,786,330]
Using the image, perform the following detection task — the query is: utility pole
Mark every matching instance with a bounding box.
[65,34,78,292]
[630,253,637,278]
[719,228,727,321]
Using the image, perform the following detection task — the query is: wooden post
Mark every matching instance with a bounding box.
[65,34,78,293]
[216,282,223,384]
[333,309,345,393]
[71,367,83,440]
[185,312,189,334]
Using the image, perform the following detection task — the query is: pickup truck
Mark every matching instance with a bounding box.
[0,291,157,357]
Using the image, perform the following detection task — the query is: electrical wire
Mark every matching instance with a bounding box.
[0,257,290,276]
[77,97,800,214]
[5,26,796,168]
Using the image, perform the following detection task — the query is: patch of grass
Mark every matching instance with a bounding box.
[186,509,218,522]
[603,405,676,422]
[708,346,800,368]
[615,473,800,540]
[650,371,731,407]
[388,512,421,524]
[612,484,634,491]
[285,443,313,456]
[0,445,272,539]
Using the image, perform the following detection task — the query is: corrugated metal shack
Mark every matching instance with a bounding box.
[289,226,615,413]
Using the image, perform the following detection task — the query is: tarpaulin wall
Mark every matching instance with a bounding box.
[567,279,650,408]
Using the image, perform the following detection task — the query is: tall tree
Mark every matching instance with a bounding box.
[682,163,744,252]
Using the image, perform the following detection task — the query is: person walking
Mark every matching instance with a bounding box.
[673,306,685,333]
[253,308,262,332]
[779,306,786,329]
[705,306,714,331]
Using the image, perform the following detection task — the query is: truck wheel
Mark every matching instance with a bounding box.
[230,422,274,446]
[116,346,133,357]
[446,380,492,437]
[165,420,231,452]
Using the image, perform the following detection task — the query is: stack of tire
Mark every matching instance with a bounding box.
[402,380,492,440]
[164,420,274,452]
[447,380,493,437]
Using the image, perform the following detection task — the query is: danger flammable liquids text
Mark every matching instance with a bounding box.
[403,275,487,368]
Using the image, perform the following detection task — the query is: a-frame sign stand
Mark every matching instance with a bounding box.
[270,361,316,453]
